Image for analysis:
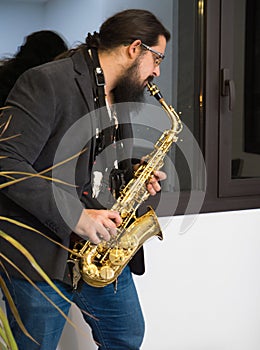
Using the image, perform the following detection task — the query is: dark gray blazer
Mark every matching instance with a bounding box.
[0,49,144,283]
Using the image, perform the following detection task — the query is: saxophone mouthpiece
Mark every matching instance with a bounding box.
[146,82,163,101]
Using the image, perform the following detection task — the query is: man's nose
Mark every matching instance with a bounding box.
[153,65,160,77]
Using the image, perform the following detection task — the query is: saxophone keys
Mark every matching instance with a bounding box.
[82,263,99,278]
[120,234,138,250]
[100,266,115,280]
[109,248,126,265]
[120,209,128,218]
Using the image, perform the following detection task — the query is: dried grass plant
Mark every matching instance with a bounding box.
[0,108,91,349]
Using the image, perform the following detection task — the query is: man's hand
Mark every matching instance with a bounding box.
[146,170,167,196]
[74,209,122,244]
[133,161,167,196]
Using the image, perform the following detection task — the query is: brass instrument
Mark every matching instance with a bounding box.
[70,82,183,288]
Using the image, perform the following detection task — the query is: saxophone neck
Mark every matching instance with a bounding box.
[146,82,183,135]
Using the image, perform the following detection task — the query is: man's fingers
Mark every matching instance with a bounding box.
[74,209,122,244]
[107,210,122,226]
[153,170,167,181]
[146,183,157,196]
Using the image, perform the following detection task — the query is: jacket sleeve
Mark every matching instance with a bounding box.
[0,67,83,239]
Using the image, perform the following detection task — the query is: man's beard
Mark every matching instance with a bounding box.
[113,59,152,105]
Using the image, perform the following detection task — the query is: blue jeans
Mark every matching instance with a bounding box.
[1,266,145,350]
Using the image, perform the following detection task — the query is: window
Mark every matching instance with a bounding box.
[203,0,260,212]
[148,0,260,216]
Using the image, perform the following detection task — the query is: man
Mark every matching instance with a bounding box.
[0,9,170,350]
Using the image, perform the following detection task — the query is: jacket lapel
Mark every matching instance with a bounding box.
[72,50,95,111]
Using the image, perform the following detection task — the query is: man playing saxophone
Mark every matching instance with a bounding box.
[0,9,170,350]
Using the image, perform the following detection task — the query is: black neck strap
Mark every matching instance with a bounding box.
[84,47,106,109]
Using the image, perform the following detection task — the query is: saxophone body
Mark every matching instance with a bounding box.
[70,82,183,288]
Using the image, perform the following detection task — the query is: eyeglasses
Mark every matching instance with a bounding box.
[141,43,165,66]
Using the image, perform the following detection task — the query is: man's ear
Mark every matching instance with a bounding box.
[127,39,142,59]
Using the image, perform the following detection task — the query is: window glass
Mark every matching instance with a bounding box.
[232,0,260,179]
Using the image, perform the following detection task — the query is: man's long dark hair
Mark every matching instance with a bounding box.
[98,9,171,50]
[62,9,170,57]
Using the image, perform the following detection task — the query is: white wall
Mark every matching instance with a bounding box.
[138,209,260,350]
[43,0,103,47]
[56,208,260,350]
[0,1,44,57]
[44,0,173,48]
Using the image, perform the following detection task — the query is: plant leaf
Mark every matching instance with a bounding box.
[0,217,73,255]
[0,305,18,350]
[0,231,73,305]
[0,276,35,346]
[0,231,95,338]
[0,148,87,190]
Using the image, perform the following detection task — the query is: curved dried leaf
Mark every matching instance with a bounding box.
[0,306,18,350]
[0,252,94,343]
[0,171,74,189]
[0,217,73,254]
[0,148,87,191]
[0,231,73,304]
[0,276,37,345]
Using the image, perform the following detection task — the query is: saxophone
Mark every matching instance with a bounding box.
[70,82,183,288]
